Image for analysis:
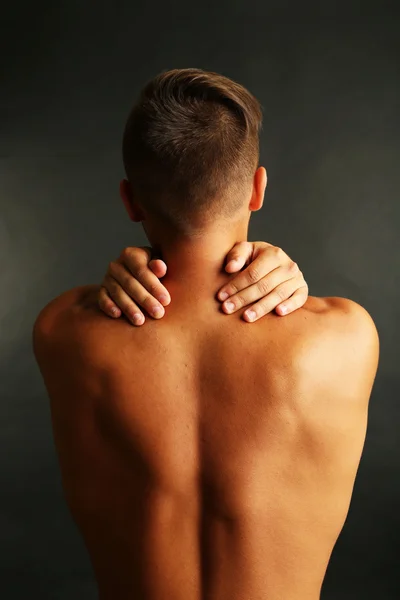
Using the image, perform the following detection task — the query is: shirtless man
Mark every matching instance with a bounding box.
[33,68,379,600]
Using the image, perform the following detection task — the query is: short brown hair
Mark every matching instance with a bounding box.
[122,68,262,233]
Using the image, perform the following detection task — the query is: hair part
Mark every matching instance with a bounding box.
[122,68,263,234]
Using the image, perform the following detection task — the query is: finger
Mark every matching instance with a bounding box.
[98,286,122,318]
[224,241,253,274]
[102,279,146,326]
[148,258,168,279]
[241,276,305,322]
[110,260,170,307]
[104,272,165,320]
[119,246,152,274]
[221,265,294,313]
[219,250,283,301]
[275,284,309,316]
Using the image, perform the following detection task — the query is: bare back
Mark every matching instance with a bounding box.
[34,287,379,600]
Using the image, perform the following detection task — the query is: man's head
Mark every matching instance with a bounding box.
[120,68,267,236]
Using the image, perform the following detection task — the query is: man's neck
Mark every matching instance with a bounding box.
[145,219,250,301]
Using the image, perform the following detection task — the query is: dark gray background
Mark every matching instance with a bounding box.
[1,2,399,599]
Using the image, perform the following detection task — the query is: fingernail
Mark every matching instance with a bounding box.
[279,304,288,315]
[224,301,235,313]
[159,293,169,304]
[244,309,256,322]
[132,313,144,325]
[219,291,229,301]
[152,306,164,318]
[111,307,119,316]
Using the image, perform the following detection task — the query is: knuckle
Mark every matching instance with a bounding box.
[107,261,116,274]
[139,293,152,308]
[300,277,308,289]
[227,282,238,295]
[288,261,299,273]
[247,266,261,284]
[115,299,131,313]
[255,296,268,309]
[251,300,268,317]
[297,273,306,287]
[120,247,134,260]
[148,282,161,296]
[291,293,303,307]
[135,266,148,280]
[105,277,119,294]
[100,296,112,310]
[257,278,271,295]
[301,282,309,293]
[276,286,288,301]
[234,294,246,307]
[273,246,283,256]
[120,273,134,293]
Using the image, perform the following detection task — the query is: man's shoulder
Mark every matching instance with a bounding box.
[303,295,379,343]
[294,295,379,388]
[33,285,101,353]
[303,294,368,315]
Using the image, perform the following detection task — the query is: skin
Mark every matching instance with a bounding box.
[97,241,309,326]
[33,167,379,599]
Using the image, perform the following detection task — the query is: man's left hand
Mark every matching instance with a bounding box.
[218,241,308,322]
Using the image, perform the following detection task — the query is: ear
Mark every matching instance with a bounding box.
[249,167,267,212]
[119,179,144,222]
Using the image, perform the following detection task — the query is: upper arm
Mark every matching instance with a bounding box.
[328,297,380,396]
[33,285,112,404]
[299,296,379,415]
[32,286,88,382]
[297,299,379,526]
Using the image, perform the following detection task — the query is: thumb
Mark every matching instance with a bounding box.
[225,241,253,272]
